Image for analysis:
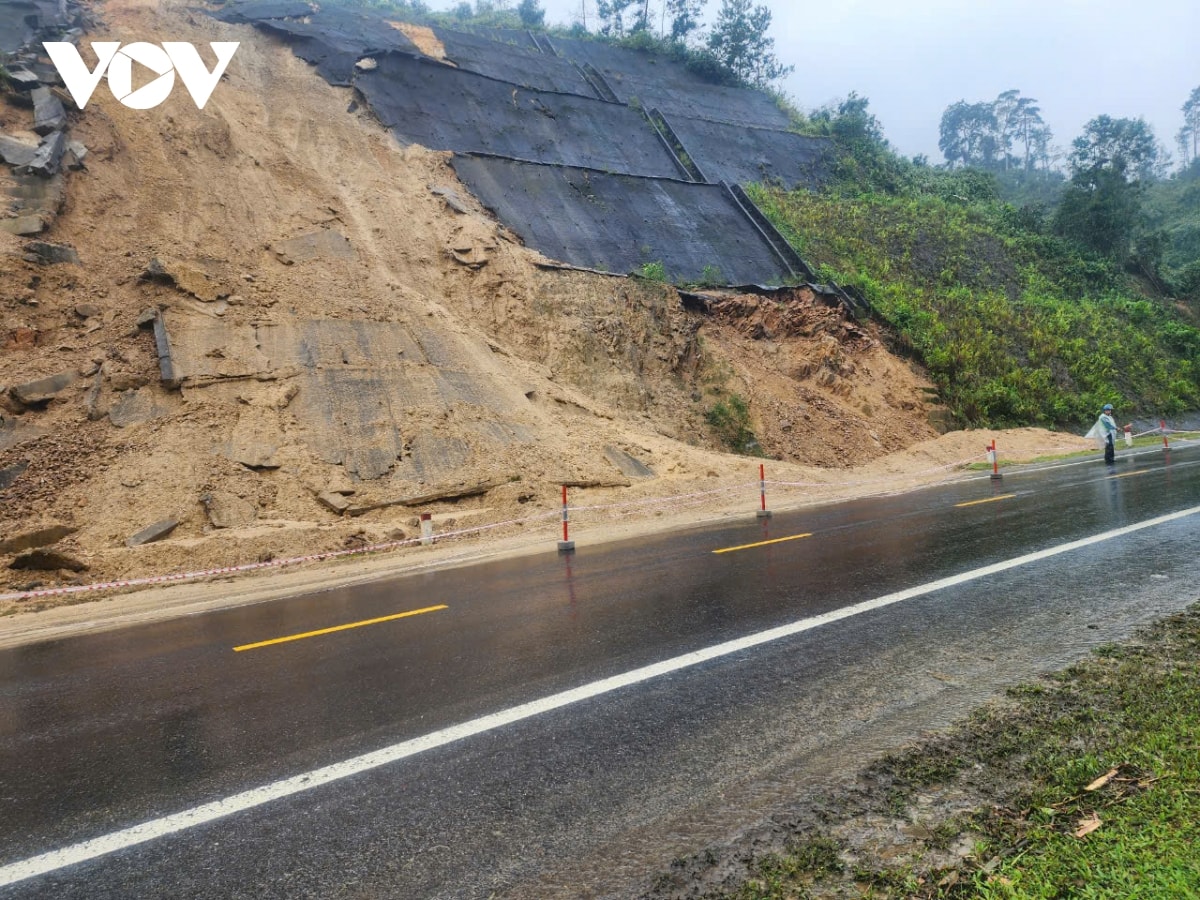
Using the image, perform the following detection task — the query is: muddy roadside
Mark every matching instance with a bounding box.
[642,601,1200,899]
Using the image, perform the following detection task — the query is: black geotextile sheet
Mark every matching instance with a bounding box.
[214,3,417,84]
[357,53,685,177]
[451,155,793,285]
[548,35,792,131]
[661,113,832,189]
[215,3,593,96]
[433,28,597,97]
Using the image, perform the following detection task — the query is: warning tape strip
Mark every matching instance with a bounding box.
[6,430,1198,605]
[570,481,757,514]
[0,510,561,604]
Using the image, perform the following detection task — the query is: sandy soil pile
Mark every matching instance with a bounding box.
[0,0,1095,615]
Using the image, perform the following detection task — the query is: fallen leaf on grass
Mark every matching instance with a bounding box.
[1085,767,1120,791]
[1074,813,1102,838]
[937,871,959,888]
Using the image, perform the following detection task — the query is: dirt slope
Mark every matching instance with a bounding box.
[0,0,1092,604]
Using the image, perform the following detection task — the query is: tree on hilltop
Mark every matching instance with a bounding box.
[938,91,1048,173]
[706,0,793,87]
[1056,115,1161,260]
[1179,86,1200,166]
[666,0,705,43]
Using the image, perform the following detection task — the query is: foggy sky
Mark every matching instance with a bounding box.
[424,0,1200,167]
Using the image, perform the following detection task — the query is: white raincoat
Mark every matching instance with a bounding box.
[1085,412,1119,449]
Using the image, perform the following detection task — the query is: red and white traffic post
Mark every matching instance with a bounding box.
[987,439,1001,480]
[558,484,575,552]
[756,463,772,519]
[1161,419,1170,451]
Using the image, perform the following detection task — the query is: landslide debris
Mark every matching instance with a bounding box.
[1,0,957,602]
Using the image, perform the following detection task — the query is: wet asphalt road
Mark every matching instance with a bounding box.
[2,446,1200,898]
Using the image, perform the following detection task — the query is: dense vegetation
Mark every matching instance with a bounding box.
[333,0,1200,429]
[750,95,1200,429]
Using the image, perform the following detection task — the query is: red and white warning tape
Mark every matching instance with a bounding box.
[0,509,561,604]
[5,430,1196,604]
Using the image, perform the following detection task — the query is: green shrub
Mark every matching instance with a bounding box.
[706,394,761,455]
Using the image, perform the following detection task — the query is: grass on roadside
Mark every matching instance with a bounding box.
[673,602,1200,900]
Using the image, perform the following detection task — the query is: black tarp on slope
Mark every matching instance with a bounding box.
[451,155,793,285]
[433,28,597,97]
[659,113,832,189]
[549,35,792,131]
[357,53,685,177]
[215,3,416,84]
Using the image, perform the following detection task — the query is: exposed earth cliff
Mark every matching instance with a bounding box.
[0,0,1089,605]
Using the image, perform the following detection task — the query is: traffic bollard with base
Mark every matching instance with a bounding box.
[558,485,575,552]
[987,440,1002,480]
[756,463,772,519]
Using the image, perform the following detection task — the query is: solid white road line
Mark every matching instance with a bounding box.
[3,503,1199,887]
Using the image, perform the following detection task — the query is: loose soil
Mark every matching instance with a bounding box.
[0,0,1096,617]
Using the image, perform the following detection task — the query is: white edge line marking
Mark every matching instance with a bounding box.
[3,503,1199,887]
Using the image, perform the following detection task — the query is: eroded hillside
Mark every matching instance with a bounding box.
[1,0,955,597]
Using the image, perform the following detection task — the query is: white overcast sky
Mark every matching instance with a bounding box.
[424,0,1200,164]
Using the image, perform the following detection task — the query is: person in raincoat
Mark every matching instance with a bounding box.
[1085,403,1122,464]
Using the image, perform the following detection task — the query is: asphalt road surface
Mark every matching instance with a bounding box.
[2,445,1199,898]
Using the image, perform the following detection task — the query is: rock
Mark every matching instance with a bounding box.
[317,491,351,514]
[108,386,174,427]
[430,186,470,214]
[0,460,30,490]
[31,87,66,135]
[84,364,106,421]
[275,231,354,262]
[108,373,151,392]
[64,140,88,169]
[201,492,257,528]
[74,302,100,318]
[0,134,38,167]
[22,241,79,266]
[125,518,180,547]
[10,370,78,405]
[9,549,88,573]
[25,241,81,265]
[142,257,224,303]
[4,327,38,350]
[0,216,46,236]
[603,445,655,479]
[0,524,79,555]
[5,68,40,92]
[233,443,280,470]
[26,130,66,175]
[274,383,299,410]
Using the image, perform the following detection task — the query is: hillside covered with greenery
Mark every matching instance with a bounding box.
[346,0,1200,430]
[751,94,1200,429]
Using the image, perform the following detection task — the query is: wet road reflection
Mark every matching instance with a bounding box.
[1,445,1199,896]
